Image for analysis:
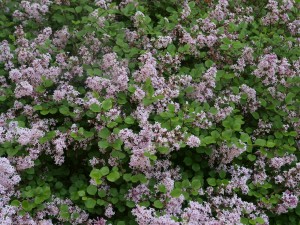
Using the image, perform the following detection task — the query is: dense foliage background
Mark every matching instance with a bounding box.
[0,0,300,224]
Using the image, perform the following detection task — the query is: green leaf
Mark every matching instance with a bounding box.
[192,163,200,171]
[55,182,63,189]
[107,171,120,182]
[220,44,229,51]
[102,99,112,111]
[124,116,135,124]
[153,200,164,209]
[34,196,44,204]
[59,205,70,219]
[40,110,49,115]
[97,199,105,206]
[112,139,123,150]
[85,198,96,208]
[78,190,85,197]
[240,218,248,224]
[84,131,94,139]
[254,139,266,147]
[117,92,127,104]
[167,44,176,55]
[222,130,232,140]
[36,86,45,93]
[128,86,136,93]
[75,6,83,13]
[209,107,218,115]
[126,201,135,208]
[168,104,175,112]
[6,147,19,156]
[117,221,126,225]
[251,112,259,119]
[289,131,297,137]
[170,188,181,197]
[247,154,256,161]
[98,140,109,149]
[59,204,69,212]
[144,152,157,161]
[43,79,53,87]
[255,217,265,224]
[191,179,202,189]
[94,68,101,76]
[185,86,194,94]
[240,132,251,143]
[158,185,167,193]
[224,73,235,79]
[98,189,106,198]
[87,185,97,195]
[33,105,43,111]
[59,106,70,115]
[158,146,169,154]
[107,121,118,128]
[219,171,226,179]
[90,169,102,180]
[203,136,215,144]
[207,178,216,186]
[98,128,110,139]
[266,141,275,148]
[205,60,214,68]
[49,108,58,114]
[123,173,132,181]
[285,93,295,104]
[90,103,101,112]
[10,200,20,206]
[22,200,32,211]
[143,98,154,106]
[111,150,126,159]
[84,5,93,12]
[60,211,70,219]
[295,205,300,216]
[0,96,6,101]
[100,166,110,176]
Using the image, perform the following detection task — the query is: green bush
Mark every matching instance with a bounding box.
[0,0,300,224]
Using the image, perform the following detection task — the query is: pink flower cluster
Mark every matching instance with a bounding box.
[276,191,299,214]
[0,41,14,70]
[209,142,246,167]
[13,0,53,22]
[190,66,217,102]
[119,122,185,172]
[0,158,21,224]
[253,53,294,86]
[262,0,294,25]
[86,52,129,97]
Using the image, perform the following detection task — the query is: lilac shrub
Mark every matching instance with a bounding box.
[0,0,300,224]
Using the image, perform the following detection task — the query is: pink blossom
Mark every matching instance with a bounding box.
[186,135,201,148]
[14,81,33,98]
[155,36,172,49]
[104,204,115,218]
